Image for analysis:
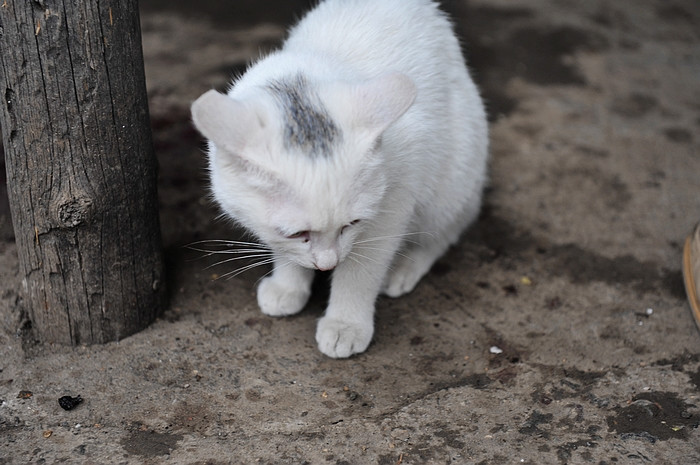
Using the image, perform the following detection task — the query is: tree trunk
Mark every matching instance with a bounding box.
[0,0,166,344]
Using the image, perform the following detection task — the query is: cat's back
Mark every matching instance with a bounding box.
[283,0,458,76]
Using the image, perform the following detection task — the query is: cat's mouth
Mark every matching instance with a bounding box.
[313,262,337,272]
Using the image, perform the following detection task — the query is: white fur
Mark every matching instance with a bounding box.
[191,0,488,358]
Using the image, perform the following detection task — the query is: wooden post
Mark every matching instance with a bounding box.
[0,0,166,344]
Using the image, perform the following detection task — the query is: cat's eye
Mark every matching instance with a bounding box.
[341,219,361,234]
[286,230,310,242]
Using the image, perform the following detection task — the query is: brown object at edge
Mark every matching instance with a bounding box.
[682,224,700,333]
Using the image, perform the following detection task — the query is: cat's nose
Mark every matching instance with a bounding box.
[313,250,338,271]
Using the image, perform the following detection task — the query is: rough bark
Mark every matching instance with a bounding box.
[0,0,166,344]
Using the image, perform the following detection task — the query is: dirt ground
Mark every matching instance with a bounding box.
[1,0,700,463]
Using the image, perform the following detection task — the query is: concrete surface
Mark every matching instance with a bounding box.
[1,0,699,463]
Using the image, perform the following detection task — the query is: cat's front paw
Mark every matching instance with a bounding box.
[315,316,373,358]
[257,276,310,317]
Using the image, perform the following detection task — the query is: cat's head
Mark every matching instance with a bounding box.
[191,73,415,270]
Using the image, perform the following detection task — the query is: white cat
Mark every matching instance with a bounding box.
[191,0,488,358]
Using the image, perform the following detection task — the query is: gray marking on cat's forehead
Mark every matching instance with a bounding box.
[267,74,340,157]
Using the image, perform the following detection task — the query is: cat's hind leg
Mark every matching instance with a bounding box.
[383,196,481,297]
[382,209,475,297]
[382,239,449,298]
[257,258,315,317]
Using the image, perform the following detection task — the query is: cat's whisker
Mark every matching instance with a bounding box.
[186,239,270,249]
[354,231,434,246]
[357,231,434,241]
[185,239,271,265]
[188,247,271,257]
[345,253,365,270]
[353,245,415,262]
[348,250,390,271]
[253,267,276,288]
[346,253,372,275]
[253,258,296,287]
[218,258,277,280]
[205,252,275,271]
[377,237,422,247]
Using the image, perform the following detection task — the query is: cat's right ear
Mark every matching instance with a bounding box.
[191,90,259,155]
[191,90,288,194]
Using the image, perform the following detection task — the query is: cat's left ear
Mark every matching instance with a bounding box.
[322,73,416,141]
[358,73,416,135]
[348,73,417,140]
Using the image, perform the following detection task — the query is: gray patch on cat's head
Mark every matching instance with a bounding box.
[267,74,340,157]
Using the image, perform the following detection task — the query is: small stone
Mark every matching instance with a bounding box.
[489,346,504,354]
[58,395,83,411]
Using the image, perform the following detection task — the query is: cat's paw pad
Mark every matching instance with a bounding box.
[257,277,310,317]
[315,317,373,358]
